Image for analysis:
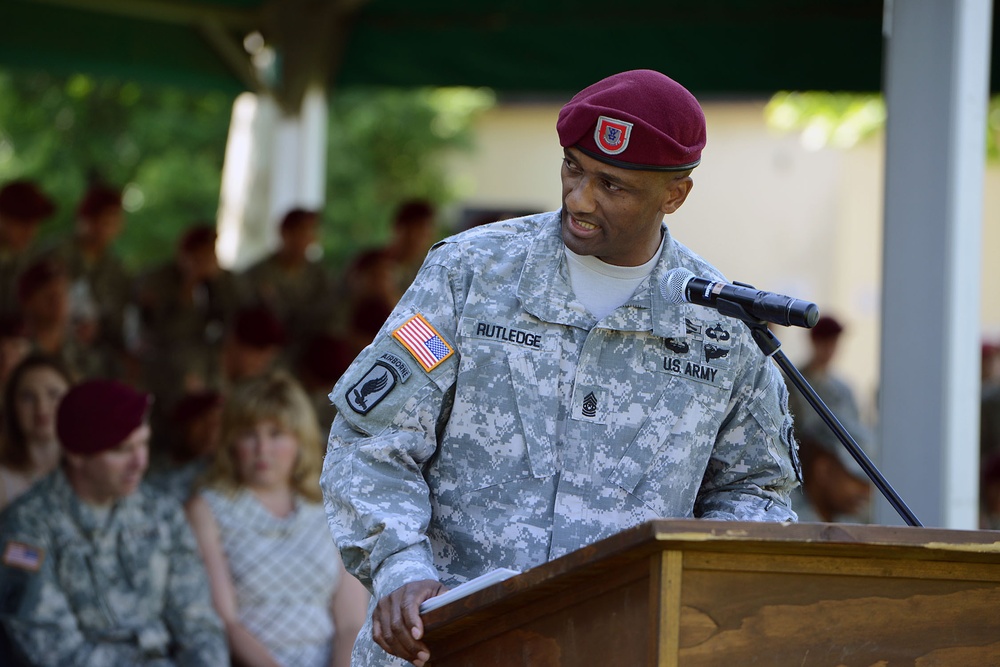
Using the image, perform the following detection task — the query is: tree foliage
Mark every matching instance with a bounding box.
[0,70,232,271]
[765,91,1000,161]
[322,86,494,268]
[0,68,494,273]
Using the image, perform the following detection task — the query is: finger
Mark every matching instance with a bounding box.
[371,602,397,656]
[374,596,414,660]
[402,589,427,641]
[388,590,427,659]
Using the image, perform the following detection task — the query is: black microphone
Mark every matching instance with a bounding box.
[661,268,820,329]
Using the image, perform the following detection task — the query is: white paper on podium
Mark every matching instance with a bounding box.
[419,568,521,613]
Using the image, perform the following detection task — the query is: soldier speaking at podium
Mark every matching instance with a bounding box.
[321,69,801,666]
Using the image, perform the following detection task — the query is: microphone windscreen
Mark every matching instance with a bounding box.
[661,267,695,304]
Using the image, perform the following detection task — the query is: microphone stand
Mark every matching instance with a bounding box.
[717,298,922,527]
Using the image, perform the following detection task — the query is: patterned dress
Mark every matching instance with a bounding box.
[202,488,341,667]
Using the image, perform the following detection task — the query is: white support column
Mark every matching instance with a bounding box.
[217,92,279,270]
[877,0,993,527]
[299,85,328,208]
[216,85,328,270]
[268,85,328,228]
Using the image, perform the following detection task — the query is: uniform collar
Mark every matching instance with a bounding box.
[516,212,594,330]
[517,211,688,339]
[53,466,140,535]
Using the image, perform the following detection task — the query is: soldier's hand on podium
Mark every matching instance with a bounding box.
[373,579,447,666]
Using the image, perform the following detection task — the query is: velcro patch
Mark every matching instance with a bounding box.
[393,314,454,372]
[346,362,398,415]
[2,541,43,572]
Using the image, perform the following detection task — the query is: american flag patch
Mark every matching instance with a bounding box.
[393,314,454,372]
[3,541,43,572]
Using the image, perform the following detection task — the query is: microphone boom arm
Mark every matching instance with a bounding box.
[718,297,923,528]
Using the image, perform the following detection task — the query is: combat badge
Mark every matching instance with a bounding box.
[346,362,399,415]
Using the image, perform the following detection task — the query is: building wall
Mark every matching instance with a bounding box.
[445,100,1000,427]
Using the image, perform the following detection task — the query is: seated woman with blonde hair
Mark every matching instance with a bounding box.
[0,353,73,511]
[186,371,368,667]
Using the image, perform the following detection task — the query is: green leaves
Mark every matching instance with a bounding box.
[765,90,1000,160]
[0,69,494,274]
[0,69,231,270]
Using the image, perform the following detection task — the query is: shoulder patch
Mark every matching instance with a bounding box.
[346,362,399,415]
[392,314,454,372]
[2,541,43,572]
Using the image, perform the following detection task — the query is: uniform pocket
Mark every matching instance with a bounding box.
[442,343,557,491]
[444,356,534,491]
[607,377,718,516]
[118,525,169,595]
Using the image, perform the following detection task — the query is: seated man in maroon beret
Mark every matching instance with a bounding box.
[321,69,801,666]
[0,379,228,665]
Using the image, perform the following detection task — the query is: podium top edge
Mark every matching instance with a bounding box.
[644,518,1000,552]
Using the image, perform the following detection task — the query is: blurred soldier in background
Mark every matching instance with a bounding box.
[0,378,227,665]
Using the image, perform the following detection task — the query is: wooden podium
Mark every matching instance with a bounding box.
[421,520,1000,666]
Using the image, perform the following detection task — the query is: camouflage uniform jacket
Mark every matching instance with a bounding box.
[42,238,133,353]
[243,252,337,340]
[0,470,227,666]
[0,245,41,319]
[321,212,799,651]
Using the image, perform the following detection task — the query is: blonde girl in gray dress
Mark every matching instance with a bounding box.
[186,371,368,667]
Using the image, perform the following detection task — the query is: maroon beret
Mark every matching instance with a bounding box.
[557,69,706,171]
[17,259,65,304]
[0,180,56,220]
[983,452,1000,486]
[233,305,287,349]
[179,224,217,253]
[171,390,223,426]
[298,333,354,384]
[76,184,122,219]
[982,342,999,363]
[57,379,152,455]
[0,314,27,339]
[280,208,319,233]
[810,315,844,341]
[394,200,435,228]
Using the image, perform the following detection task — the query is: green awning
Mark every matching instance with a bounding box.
[2,0,898,99]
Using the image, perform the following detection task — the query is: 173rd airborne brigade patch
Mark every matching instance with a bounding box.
[345,314,452,415]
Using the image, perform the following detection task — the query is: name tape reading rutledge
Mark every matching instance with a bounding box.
[475,322,543,349]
